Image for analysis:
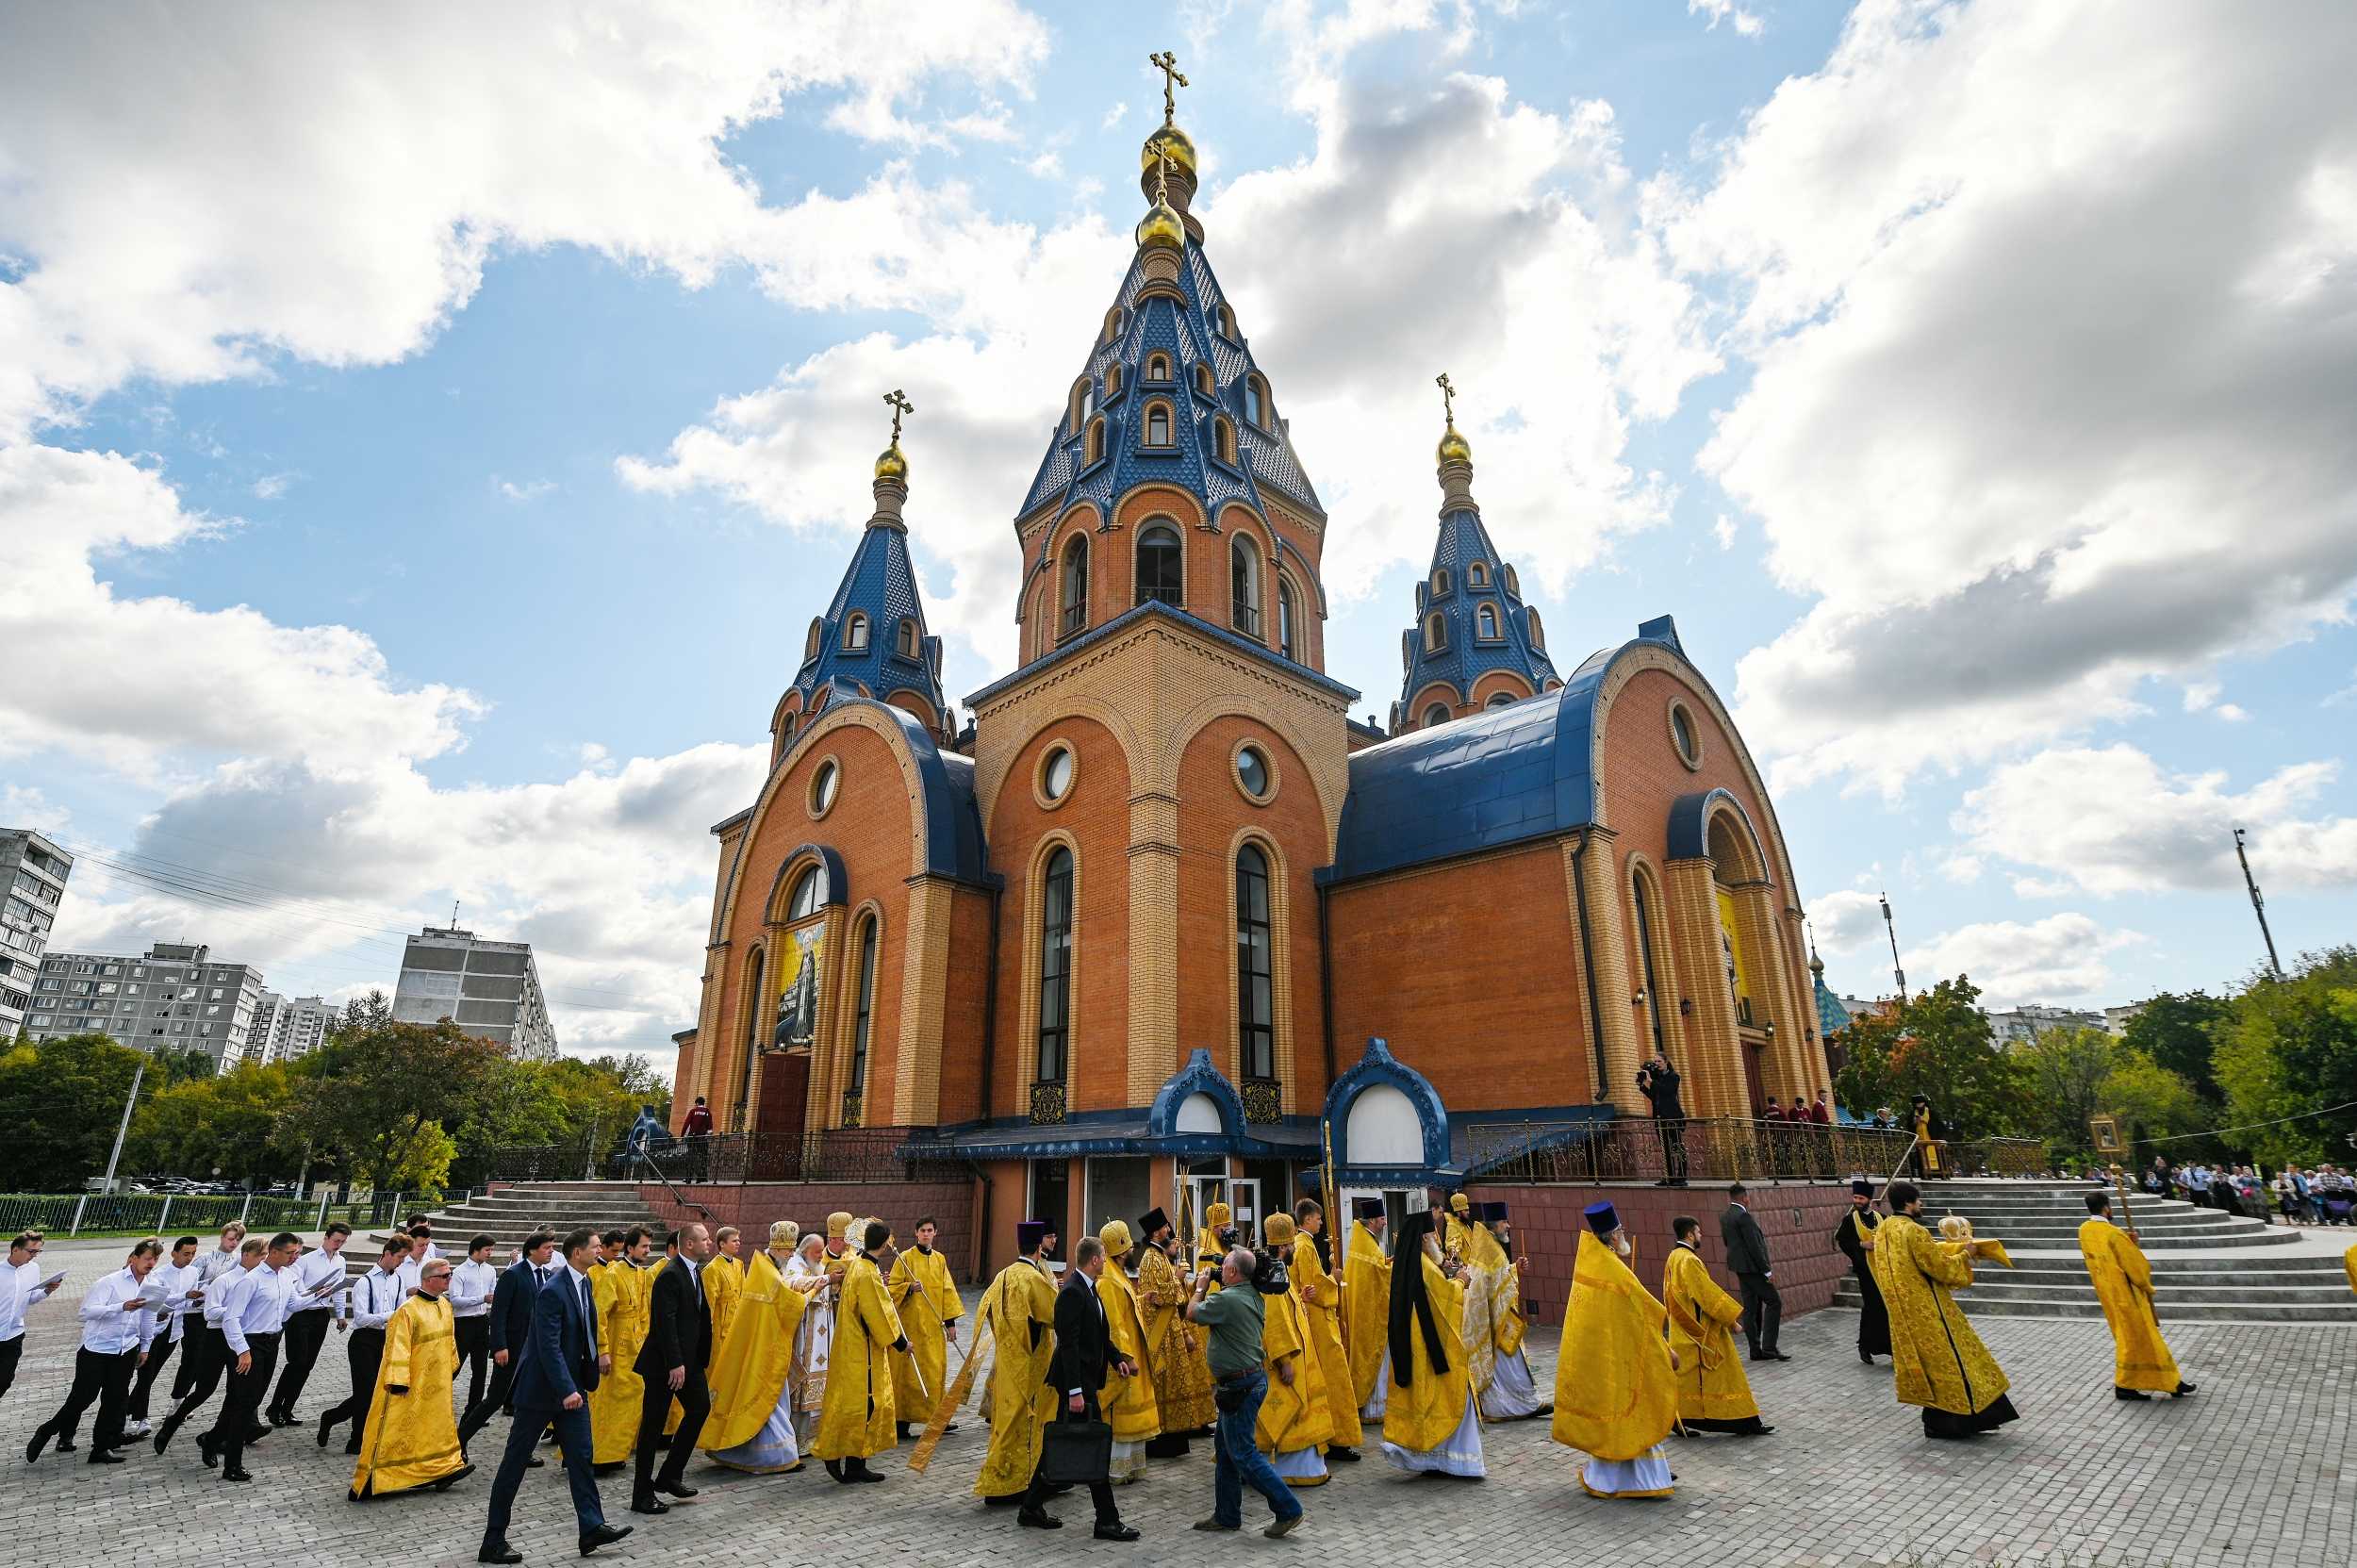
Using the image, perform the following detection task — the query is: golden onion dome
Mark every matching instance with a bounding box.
[873,441,908,481]
[1436,420,1473,466]
[1135,195,1185,253]
[1141,122,1197,175]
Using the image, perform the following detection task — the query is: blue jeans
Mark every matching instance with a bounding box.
[1211,1370,1299,1528]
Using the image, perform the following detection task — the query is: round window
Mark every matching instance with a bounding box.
[1670,702,1702,770]
[811,759,840,816]
[1043,746,1074,801]
[1236,745,1271,801]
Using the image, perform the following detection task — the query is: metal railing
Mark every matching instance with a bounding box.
[1462,1116,2045,1185]
[635,1127,970,1186]
[0,1190,402,1239]
[449,1140,602,1189]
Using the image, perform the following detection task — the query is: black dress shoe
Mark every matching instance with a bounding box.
[1770,1351,1791,1362]
[579,1523,633,1556]
[55,1440,77,1454]
[24,1427,50,1464]
[1327,1445,1360,1462]
[629,1497,670,1516]
[526,1454,545,1468]
[2173,1381,2198,1397]
[154,1420,178,1457]
[197,1432,220,1469]
[1859,1348,1875,1364]
[316,1412,336,1449]
[88,1449,127,1465]
[2115,1388,2152,1401]
[1017,1508,1063,1529]
[657,1481,699,1499]
[222,1467,254,1483]
[477,1544,524,1566]
[1095,1522,1142,1542]
[245,1426,271,1444]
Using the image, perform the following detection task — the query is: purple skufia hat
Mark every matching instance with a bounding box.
[1583,1200,1619,1236]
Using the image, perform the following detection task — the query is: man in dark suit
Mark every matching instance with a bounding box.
[1720,1182,1787,1362]
[478,1230,631,1565]
[458,1230,555,1453]
[631,1224,714,1515]
[1018,1236,1140,1542]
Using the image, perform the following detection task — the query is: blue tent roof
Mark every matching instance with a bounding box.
[1393,504,1558,722]
[788,518,948,733]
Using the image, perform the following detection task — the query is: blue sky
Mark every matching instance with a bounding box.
[4,1,2352,1063]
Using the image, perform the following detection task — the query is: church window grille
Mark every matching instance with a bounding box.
[1235,845,1275,1081]
[1036,849,1073,1084]
[1136,522,1182,607]
[1230,536,1261,637]
[1059,534,1090,639]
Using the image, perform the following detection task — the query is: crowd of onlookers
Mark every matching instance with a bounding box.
[2140,1156,2356,1225]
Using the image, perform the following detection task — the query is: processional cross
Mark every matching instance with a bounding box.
[1149,50,1188,125]
[883,388,915,443]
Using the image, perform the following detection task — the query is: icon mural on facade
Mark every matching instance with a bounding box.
[772,923,823,1049]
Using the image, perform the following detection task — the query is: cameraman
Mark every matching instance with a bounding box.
[1638,1048,1689,1186]
[1184,1248,1303,1539]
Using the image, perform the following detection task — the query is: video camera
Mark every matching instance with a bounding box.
[1209,1223,1291,1296]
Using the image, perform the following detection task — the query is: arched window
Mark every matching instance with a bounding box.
[1136,522,1182,606]
[1028,586,1047,661]
[1424,611,1446,652]
[1485,691,1517,709]
[1476,603,1500,639]
[1502,564,1521,597]
[1069,376,1095,433]
[1277,576,1297,660]
[1146,352,1171,381]
[738,947,765,1115]
[1432,567,1451,596]
[1215,303,1237,338]
[1467,560,1489,587]
[1146,402,1173,447]
[1195,362,1214,398]
[896,618,918,658]
[1527,607,1545,651]
[803,619,822,662]
[786,865,822,922]
[1214,417,1237,464]
[1100,306,1122,345]
[1059,534,1089,639]
[1104,363,1122,398]
[778,712,798,746]
[843,613,868,652]
[1236,845,1275,1081]
[1230,536,1261,636]
[1244,378,1265,428]
[1036,848,1073,1083]
[848,915,878,1096]
[1633,872,1668,1059]
[1085,418,1106,465]
[1422,701,1451,729]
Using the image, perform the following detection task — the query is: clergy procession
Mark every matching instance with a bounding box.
[0,1168,2244,1561]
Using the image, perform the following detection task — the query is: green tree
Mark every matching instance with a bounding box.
[289,1015,504,1197]
[2213,946,2357,1166]
[151,1047,217,1086]
[1832,1006,1904,1120]
[2019,1025,2115,1152]
[1886,976,2036,1138]
[2119,991,2232,1102]
[2097,1047,2207,1151]
[128,1062,302,1183]
[0,1032,151,1190]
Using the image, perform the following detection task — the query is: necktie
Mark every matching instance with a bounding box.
[580,1278,595,1355]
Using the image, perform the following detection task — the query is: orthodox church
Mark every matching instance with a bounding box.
[672,79,1832,1270]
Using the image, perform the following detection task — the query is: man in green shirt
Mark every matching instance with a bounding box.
[1184,1249,1302,1538]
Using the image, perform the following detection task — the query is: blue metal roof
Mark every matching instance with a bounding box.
[1393,503,1559,721]
[762,698,989,887]
[789,520,948,732]
[1327,617,1690,883]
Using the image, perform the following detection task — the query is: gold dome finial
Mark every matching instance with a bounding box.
[874,388,914,480]
[1135,146,1185,252]
[1140,48,1198,196]
[1435,371,1472,465]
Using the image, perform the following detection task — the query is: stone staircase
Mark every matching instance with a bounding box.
[347,1180,670,1276]
[1829,1180,2357,1324]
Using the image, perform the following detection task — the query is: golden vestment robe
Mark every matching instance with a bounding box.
[2345,1241,2356,1296]
[1195,1203,1232,1286]
[704,1253,744,1367]
[1134,1245,1214,1433]
[1551,1232,1679,1463]
[1872,1213,2011,1417]
[812,1252,904,1461]
[1095,1262,1161,1444]
[887,1245,964,1426]
[588,1260,651,1464]
[2078,1219,2182,1392]
[1382,1251,1469,1451]
[351,1294,466,1498]
[1290,1233,1362,1447]
[1256,1283,1334,1475]
[1343,1221,1393,1408]
[973,1258,1058,1499]
[1660,1244,1759,1426]
[701,1249,813,1470]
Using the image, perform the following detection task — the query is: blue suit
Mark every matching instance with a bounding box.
[458,1259,543,1444]
[483,1265,605,1548]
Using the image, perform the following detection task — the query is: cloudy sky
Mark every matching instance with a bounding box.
[5,0,2353,1065]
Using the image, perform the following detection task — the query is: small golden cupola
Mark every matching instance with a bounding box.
[1434,371,1476,510]
[1139,49,1202,241]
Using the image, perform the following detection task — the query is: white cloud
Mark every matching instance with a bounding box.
[1688,0,1765,39]
[2182,682,2221,714]
[1903,912,2143,1008]
[1711,512,1738,551]
[2215,702,2250,723]
[1809,887,1887,953]
[495,477,556,503]
[0,785,71,837]
[250,471,297,500]
[1660,0,2357,795]
[1956,743,2357,896]
[1937,852,1982,885]
[1101,103,1129,132]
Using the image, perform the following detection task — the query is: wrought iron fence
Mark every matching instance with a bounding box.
[0,1190,398,1239]
[634,1127,971,1186]
[450,1139,602,1189]
[1462,1116,2047,1186]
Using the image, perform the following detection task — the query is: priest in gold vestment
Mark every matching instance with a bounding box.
[1464,1202,1548,1421]
[351,1257,470,1499]
[702,1222,821,1474]
[1552,1202,1679,1498]
[703,1227,745,1371]
[1873,1180,2020,1439]
[2078,1192,2194,1401]
[1343,1199,1392,1422]
[1256,1213,1333,1486]
[974,1218,1060,1504]
[1093,1220,1162,1480]
[1133,1207,1212,1456]
[887,1217,964,1441]
[812,1220,909,1482]
[1378,1209,1482,1477]
[1287,1200,1362,1461]
[587,1229,654,1467]
[1661,1216,1770,1435]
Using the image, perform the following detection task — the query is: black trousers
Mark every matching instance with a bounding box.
[205,1332,279,1472]
[128,1331,178,1420]
[319,1327,387,1452]
[173,1324,224,1402]
[41,1346,141,1455]
[454,1315,491,1417]
[268,1308,334,1417]
[0,1337,23,1400]
[634,1365,710,1500]
[1737,1272,1783,1355]
[1655,1114,1689,1183]
[459,1353,519,1444]
[1021,1390,1118,1525]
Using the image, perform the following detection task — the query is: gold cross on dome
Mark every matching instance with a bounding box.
[1149,50,1187,126]
[1153,146,1172,205]
[1436,371,1457,425]
[882,388,915,443]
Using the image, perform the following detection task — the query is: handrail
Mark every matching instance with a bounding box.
[630,1146,712,1222]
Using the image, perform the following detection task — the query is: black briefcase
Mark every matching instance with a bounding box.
[1039,1418,1113,1484]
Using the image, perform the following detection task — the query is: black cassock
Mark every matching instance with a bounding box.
[1832,1209,1890,1357]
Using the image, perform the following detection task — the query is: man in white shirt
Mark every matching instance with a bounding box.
[174,1221,248,1403]
[450,1232,501,1419]
[406,1220,445,1263]
[155,1234,264,1457]
[265,1221,352,1427]
[0,1230,59,1400]
[320,1235,412,1456]
[201,1230,300,1482]
[127,1235,203,1434]
[24,1237,163,1465]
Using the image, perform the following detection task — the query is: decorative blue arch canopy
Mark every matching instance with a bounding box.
[1146,1048,1249,1139]
[764,843,849,916]
[1322,1036,1450,1178]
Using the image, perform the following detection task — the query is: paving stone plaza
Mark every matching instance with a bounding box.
[2,1233,2349,1568]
